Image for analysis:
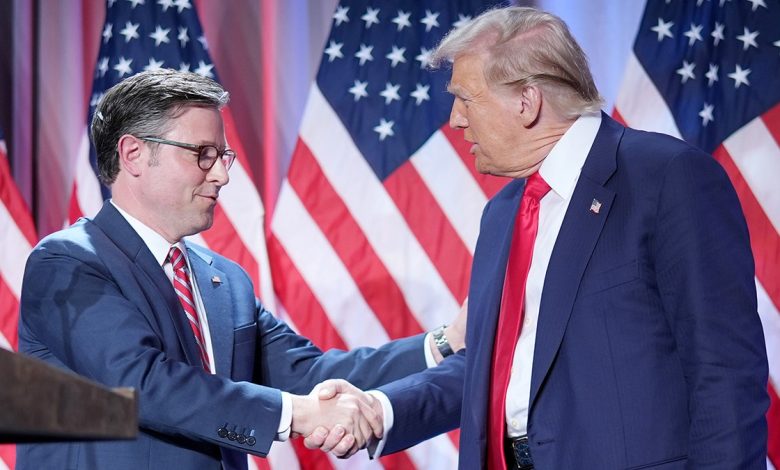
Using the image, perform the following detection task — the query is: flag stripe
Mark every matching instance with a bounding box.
[299,85,459,331]
[383,160,472,303]
[272,181,391,348]
[267,234,349,351]
[288,140,424,340]
[0,279,18,351]
[0,201,33,300]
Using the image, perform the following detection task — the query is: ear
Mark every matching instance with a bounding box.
[117,134,144,177]
[517,85,542,128]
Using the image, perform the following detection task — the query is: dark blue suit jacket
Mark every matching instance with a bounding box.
[379,114,769,469]
[17,202,427,470]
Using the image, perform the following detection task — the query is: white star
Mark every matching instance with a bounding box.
[420,9,440,32]
[747,0,767,11]
[775,39,780,52]
[719,0,732,6]
[711,22,725,46]
[354,44,374,66]
[90,93,101,108]
[392,11,411,31]
[410,83,430,105]
[698,103,714,127]
[453,13,472,29]
[683,23,703,46]
[705,63,719,86]
[144,57,165,71]
[348,80,369,101]
[386,45,407,67]
[651,18,674,41]
[727,64,751,88]
[102,23,113,44]
[97,57,109,77]
[173,0,191,13]
[198,35,208,50]
[157,0,174,11]
[194,61,214,78]
[696,0,706,5]
[676,60,696,83]
[736,27,759,51]
[416,47,432,69]
[149,26,170,46]
[379,82,401,104]
[333,5,349,26]
[178,27,189,48]
[324,40,344,62]
[120,21,140,43]
[179,62,191,73]
[127,0,145,8]
[373,118,395,141]
[113,56,133,77]
[361,7,380,29]
[108,0,117,7]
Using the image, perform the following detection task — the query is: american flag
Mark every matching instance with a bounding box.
[268,1,504,468]
[1,126,36,469]
[613,0,780,467]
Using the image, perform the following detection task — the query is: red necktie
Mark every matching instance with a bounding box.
[168,246,211,372]
[487,172,550,470]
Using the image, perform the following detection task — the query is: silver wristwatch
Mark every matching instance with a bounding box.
[432,325,454,358]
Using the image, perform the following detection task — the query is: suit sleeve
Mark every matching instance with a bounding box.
[252,301,428,394]
[19,247,283,457]
[654,149,768,467]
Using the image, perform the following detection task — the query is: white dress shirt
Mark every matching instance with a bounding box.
[505,112,601,437]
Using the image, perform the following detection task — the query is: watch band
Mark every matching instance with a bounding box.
[432,325,454,358]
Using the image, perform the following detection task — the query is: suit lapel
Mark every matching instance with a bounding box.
[187,244,234,377]
[92,202,205,368]
[529,114,623,408]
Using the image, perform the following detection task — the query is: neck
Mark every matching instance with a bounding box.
[112,183,180,244]
[508,119,574,179]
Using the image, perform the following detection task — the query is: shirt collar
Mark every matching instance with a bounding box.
[110,200,185,267]
[538,112,602,201]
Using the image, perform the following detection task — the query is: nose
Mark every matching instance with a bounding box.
[449,100,468,129]
[207,157,230,187]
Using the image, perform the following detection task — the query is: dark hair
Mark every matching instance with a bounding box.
[90,69,229,185]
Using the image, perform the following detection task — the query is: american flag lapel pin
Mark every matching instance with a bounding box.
[211,275,222,285]
[589,198,602,214]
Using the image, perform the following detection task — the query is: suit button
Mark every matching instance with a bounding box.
[237,434,246,444]
[247,436,256,446]
[227,431,237,441]
[217,427,228,438]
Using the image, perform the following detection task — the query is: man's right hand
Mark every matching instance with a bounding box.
[290,379,382,458]
[300,379,384,457]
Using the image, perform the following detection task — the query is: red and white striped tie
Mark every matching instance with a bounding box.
[167,246,210,372]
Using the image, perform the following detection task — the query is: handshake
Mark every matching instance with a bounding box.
[290,379,384,458]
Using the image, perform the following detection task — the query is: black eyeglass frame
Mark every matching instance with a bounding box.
[139,136,236,171]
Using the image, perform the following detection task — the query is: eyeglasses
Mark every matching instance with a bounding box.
[139,136,236,171]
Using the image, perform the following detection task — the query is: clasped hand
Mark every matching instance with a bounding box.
[290,379,383,458]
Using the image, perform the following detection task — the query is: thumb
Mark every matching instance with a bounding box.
[316,379,348,400]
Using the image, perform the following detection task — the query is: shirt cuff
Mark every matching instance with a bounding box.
[366,390,394,458]
[276,391,292,441]
[424,332,437,368]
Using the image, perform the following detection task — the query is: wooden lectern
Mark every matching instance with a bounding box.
[0,348,137,443]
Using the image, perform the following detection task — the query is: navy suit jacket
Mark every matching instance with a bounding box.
[379,114,769,469]
[18,202,427,470]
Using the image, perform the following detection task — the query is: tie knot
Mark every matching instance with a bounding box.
[167,246,186,271]
[523,172,551,202]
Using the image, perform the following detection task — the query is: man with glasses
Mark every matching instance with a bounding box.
[16,69,464,469]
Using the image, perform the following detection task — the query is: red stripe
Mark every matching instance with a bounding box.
[761,103,780,147]
[712,145,780,310]
[290,438,335,470]
[249,455,272,470]
[384,160,472,301]
[0,153,37,246]
[0,444,15,469]
[287,140,424,340]
[0,277,19,350]
[258,0,281,217]
[68,181,84,225]
[768,382,780,467]
[267,234,348,350]
[439,125,507,200]
[611,108,627,127]
[200,204,262,296]
[379,451,417,469]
